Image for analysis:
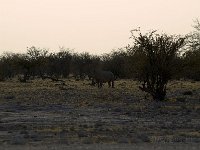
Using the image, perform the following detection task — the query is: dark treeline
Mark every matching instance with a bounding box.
[0,46,127,82]
[0,36,199,81]
[0,20,199,101]
[0,37,199,81]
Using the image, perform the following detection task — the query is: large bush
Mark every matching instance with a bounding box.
[129,30,185,101]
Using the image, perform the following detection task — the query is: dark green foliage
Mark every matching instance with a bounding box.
[0,53,16,80]
[0,47,102,81]
[71,52,100,79]
[129,30,185,101]
[101,49,127,78]
[46,48,72,78]
[181,19,200,80]
[182,50,200,80]
[26,46,49,77]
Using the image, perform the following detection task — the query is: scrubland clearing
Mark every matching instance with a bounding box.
[0,79,200,149]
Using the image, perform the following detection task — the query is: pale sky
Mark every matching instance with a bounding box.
[0,0,199,54]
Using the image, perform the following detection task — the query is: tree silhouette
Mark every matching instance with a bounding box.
[130,30,185,101]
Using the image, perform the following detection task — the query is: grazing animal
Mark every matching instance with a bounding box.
[93,70,115,88]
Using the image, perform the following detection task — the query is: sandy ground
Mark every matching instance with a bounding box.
[0,79,200,149]
[1,144,200,150]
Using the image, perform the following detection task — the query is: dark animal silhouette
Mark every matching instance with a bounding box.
[93,70,115,88]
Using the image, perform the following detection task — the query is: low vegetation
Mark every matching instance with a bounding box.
[0,20,200,101]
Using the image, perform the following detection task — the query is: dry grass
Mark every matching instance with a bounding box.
[0,78,200,145]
